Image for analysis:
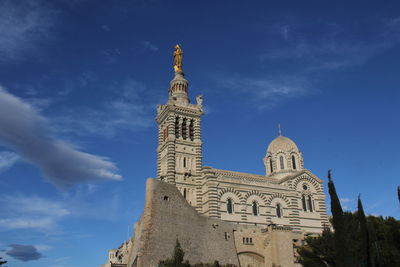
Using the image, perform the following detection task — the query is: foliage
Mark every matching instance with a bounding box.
[327,170,354,267]
[297,227,336,267]
[0,257,7,266]
[398,186,400,204]
[358,196,371,267]
[297,172,400,267]
[159,239,190,267]
[159,239,236,267]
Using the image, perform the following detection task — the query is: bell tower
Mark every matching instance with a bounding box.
[156,45,203,205]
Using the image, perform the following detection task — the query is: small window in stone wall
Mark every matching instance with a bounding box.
[276,203,283,218]
[182,118,187,139]
[302,195,307,211]
[269,158,274,173]
[175,117,180,138]
[227,198,234,214]
[189,119,194,141]
[292,155,297,169]
[308,195,313,212]
[279,156,285,169]
[224,232,230,240]
[252,201,258,216]
[243,237,253,244]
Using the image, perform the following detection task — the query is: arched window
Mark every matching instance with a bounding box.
[183,188,186,199]
[308,196,313,212]
[276,203,282,218]
[227,199,233,214]
[269,158,274,173]
[183,157,186,168]
[175,117,180,138]
[182,118,187,139]
[292,155,297,169]
[302,195,307,211]
[189,120,194,141]
[252,201,258,216]
[279,156,285,169]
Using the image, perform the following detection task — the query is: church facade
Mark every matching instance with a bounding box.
[101,46,329,267]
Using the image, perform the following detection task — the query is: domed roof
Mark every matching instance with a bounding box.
[267,135,299,154]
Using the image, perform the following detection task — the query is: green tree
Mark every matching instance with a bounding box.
[357,196,371,267]
[159,241,236,267]
[368,216,400,266]
[327,170,354,267]
[159,239,190,267]
[296,227,336,267]
[297,172,400,267]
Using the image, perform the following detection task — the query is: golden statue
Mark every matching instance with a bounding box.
[173,44,183,73]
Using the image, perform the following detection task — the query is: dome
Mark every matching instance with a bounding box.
[267,135,299,154]
[264,134,303,176]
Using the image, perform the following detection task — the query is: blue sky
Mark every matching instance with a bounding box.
[0,0,399,266]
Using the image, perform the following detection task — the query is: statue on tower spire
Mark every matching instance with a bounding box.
[173,44,183,73]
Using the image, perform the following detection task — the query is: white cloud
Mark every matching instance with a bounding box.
[142,40,159,52]
[280,25,290,40]
[340,197,353,203]
[260,40,390,71]
[0,0,55,62]
[101,25,111,31]
[54,79,156,137]
[0,87,122,188]
[261,18,400,72]
[34,244,52,252]
[0,195,69,231]
[0,151,19,172]
[220,75,313,109]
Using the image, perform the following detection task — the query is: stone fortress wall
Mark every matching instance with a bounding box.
[101,179,300,267]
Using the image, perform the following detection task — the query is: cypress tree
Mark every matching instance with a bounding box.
[358,195,371,267]
[397,186,400,204]
[327,170,352,267]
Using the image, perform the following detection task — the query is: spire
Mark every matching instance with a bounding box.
[169,45,189,105]
[278,124,282,136]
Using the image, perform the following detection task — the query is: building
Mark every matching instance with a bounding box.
[100,45,329,267]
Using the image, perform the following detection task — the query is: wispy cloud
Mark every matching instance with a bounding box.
[101,24,111,31]
[0,0,55,62]
[220,75,314,109]
[6,244,43,261]
[260,40,391,71]
[279,25,290,41]
[261,18,400,71]
[55,79,156,137]
[235,17,400,110]
[0,151,19,173]
[0,87,122,188]
[340,197,353,203]
[142,40,159,52]
[0,195,69,231]
[0,186,123,233]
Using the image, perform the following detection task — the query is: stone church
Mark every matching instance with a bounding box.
[100,46,329,267]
